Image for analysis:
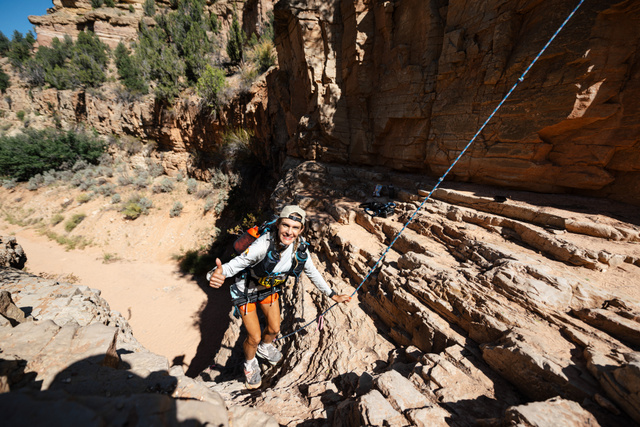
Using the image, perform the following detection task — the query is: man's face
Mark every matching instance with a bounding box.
[278,217,303,246]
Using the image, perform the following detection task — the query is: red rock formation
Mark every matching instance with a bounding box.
[270,0,640,205]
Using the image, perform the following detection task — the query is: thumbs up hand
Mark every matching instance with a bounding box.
[208,258,226,288]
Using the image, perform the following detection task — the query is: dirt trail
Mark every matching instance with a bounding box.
[1,222,209,370]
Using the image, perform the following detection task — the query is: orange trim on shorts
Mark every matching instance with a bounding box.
[239,292,279,314]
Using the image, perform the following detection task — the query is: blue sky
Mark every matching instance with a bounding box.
[0,0,53,38]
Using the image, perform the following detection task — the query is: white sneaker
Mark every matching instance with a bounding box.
[256,342,282,365]
[243,358,261,389]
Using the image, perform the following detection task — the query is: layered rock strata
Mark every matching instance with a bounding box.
[205,160,640,426]
[270,0,640,205]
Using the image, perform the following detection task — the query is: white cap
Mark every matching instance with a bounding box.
[279,205,306,225]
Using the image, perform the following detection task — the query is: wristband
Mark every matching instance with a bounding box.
[328,290,337,298]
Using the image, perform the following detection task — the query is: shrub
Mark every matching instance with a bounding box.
[117,174,133,186]
[104,0,115,6]
[0,31,9,56]
[139,197,153,212]
[214,197,226,215]
[135,24,184,101]
[78,178,96,191]
[226,15,245,64]
[196,188,211,199]
[16,110,25,121]
[133,175,149,189]
[186,178,197,194]
[156,0,210,82]
[0,69,9,93]
[2,178,17,189]
[122,202,143,220]
[176,172,184,182]
[65,213,86,232]
[196,65,226,109]
[43,170,57,186]
[91,0,103,8]
[8,31,35,69]
[27,175,42,190]
[129,5,134,13]
[169,201,183,217]
[248,39,276,73]
[71,31,110,88]
[143,0,155,17]
[153,177,174,193]
[209,168,229,189]
[51,213,64,226]
[97,183,116,196]
[114,42,148,94]
[111,193,121,204]
[77,193,91,204]
[0,129,106,181]
[148,162,164,177]
[203,198,214,214]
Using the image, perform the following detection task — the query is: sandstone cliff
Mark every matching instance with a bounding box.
[269,0,640,205]
[8,1,640,207]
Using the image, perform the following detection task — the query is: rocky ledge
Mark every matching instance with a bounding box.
[0,239,276,426]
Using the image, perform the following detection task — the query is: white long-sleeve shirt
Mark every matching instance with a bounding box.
[219,233,334,297]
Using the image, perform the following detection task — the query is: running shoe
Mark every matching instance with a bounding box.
[244,358,261,389]
[256,342,283,365]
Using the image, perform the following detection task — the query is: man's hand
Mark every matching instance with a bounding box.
[208,258,226,288]
[331,294,352,304]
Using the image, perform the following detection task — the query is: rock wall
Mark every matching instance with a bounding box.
[270,0,640,205]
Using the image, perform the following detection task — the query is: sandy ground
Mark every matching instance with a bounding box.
[3,223,210,369]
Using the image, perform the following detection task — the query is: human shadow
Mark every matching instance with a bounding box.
[0,352,216,426]
[185,274,233,377]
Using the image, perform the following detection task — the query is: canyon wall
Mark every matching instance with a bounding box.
[269,0,640,204]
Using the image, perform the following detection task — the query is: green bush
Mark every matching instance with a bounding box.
[135,24,183,101]
[114,42,148,94]
[248,39,276,73]
[155,0,210,83]
[16,110,25,121]
[65,213,86,232]
[91,0,103,8]
[7,31,35,69]
[104,0,115,6]
[0,129,106,181]
[122,202,143,219]
[71,32,109,88]
[77,193,91,204]
[196,65,226,108]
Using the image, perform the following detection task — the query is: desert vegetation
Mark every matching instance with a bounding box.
[0,0,276,105]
